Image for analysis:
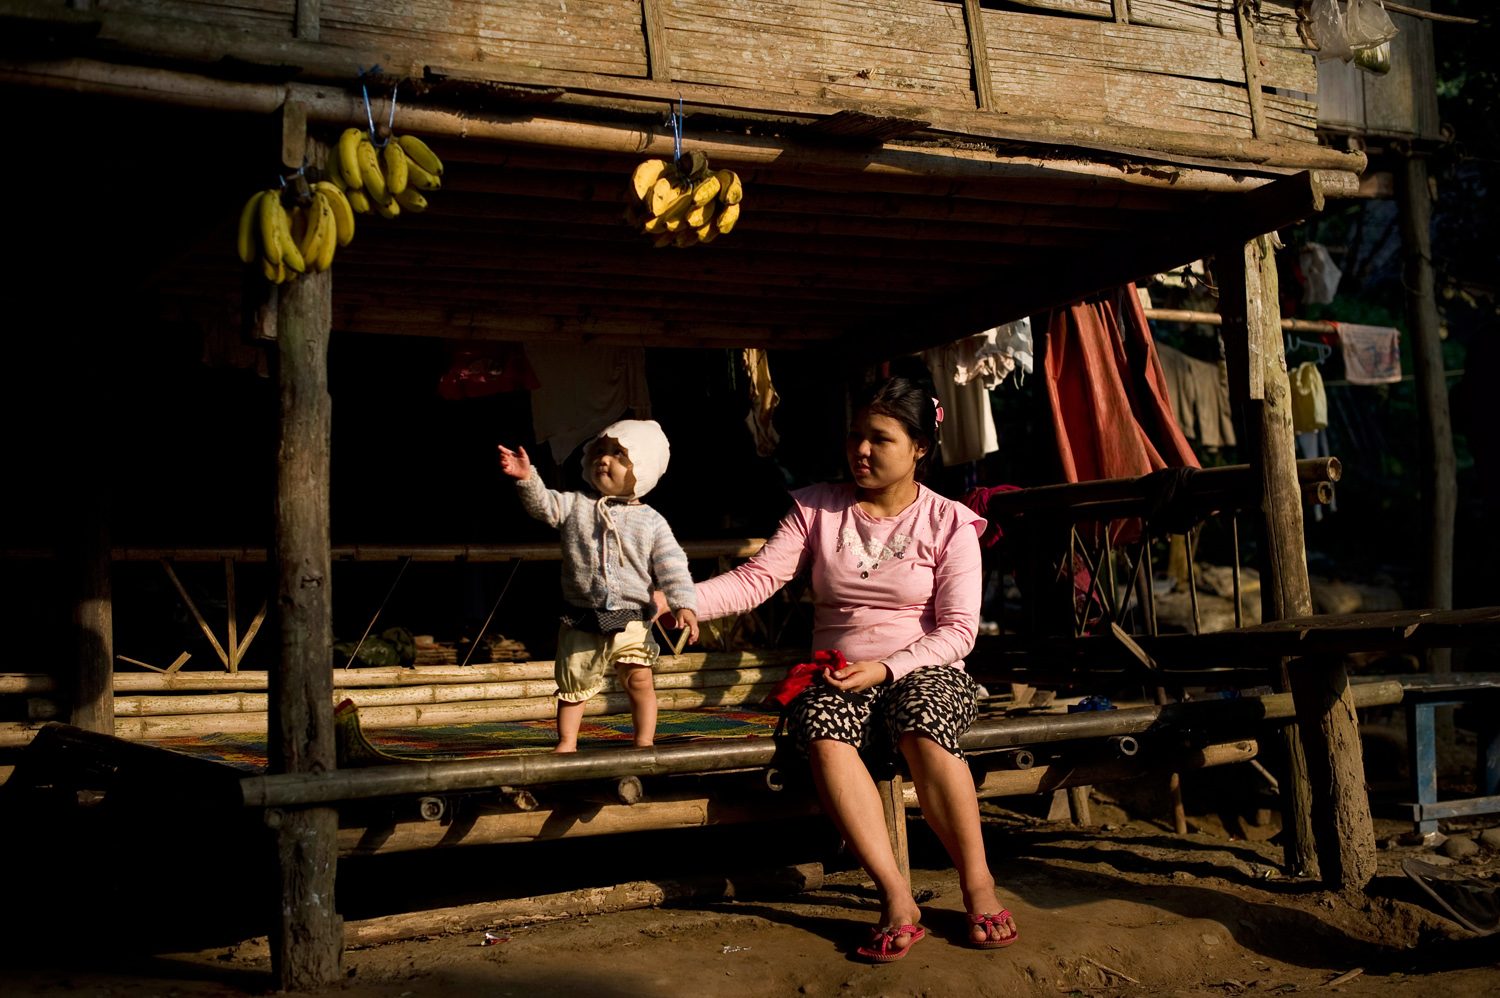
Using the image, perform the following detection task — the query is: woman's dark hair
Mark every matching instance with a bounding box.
[853,377,939,481]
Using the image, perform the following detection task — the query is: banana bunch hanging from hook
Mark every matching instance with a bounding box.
[328,128,445,218]
[235,178,355,284]
[623,150,743,248]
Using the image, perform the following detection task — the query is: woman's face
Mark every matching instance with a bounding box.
[846,410,926,491]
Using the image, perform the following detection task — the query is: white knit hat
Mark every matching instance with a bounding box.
[583,419,671,498]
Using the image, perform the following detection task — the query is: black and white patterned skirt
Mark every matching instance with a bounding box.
[782,665,979,770]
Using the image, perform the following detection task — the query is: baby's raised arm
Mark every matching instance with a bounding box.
[497,444,532,480]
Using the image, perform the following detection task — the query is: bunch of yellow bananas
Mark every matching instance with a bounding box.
[328,128,444,218]
[236,183,356,284]
[624,151,742,248]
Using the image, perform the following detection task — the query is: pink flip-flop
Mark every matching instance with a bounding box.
[855,923,926,963]
[967,909,1019,949]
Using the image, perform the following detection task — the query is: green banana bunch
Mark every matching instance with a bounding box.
[625,153,742,248]
[335,128,443,217]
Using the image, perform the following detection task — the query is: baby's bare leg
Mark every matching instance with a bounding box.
[615,661,657,747]
[555,698,587,753]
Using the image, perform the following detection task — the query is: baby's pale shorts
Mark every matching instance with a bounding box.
[554,619,659,703]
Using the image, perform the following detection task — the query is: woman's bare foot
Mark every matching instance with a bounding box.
[876,893,924,946]
[962,881,1016,946]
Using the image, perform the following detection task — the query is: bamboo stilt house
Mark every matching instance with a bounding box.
[0,0,1380,988]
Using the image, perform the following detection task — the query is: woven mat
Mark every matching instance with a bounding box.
[147,707,781,773]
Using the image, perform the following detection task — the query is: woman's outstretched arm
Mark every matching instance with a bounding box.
[695,501,812,621]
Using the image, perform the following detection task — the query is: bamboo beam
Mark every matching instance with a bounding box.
[967,739,1257,800]
[237,683,1403,809]
[435,141,1192,210]
[1143,307,1339,334]
[0,675,54,695]
[335,738,1259,856]
[0,58,1363,191]
[341,863,824,947]
[270,126,340,988]
[339,788,823,855]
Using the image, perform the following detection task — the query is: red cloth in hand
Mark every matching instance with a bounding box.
[763,649,846,708]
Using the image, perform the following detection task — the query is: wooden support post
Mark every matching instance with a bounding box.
[1219,233,1375,890]
[224,558,239,674]
[1218,233,1317,880]
[1291,654,1377,889]
[69,486,113,734]
[1396,151,1455,676]
[270,124,340,988]
[1067,786,1093,826]
[876,775,910,884]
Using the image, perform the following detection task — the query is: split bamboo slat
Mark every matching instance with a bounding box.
[100,681,778,742]
[665,0,975,109]
[321,0,650,79]
[111,666,790,717]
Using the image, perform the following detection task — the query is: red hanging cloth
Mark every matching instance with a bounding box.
[1041,283,1199,483]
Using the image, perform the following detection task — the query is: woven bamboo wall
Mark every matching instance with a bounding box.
[89,0,1320,144]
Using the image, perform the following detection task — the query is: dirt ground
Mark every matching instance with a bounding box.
[3,794,1496,998]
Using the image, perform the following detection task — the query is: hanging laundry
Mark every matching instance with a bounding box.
[526,343,650,463]
[1156,343,1237,450]
[1333,323,1402,385]
[1299,243,1343,305]
[741,347,781,457]
[920,341,1000,466]
[951,319,1034,390]
[1290,361,1329,432]
[1040,283,1200,484]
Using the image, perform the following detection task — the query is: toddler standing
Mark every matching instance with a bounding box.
[498,420,699,752]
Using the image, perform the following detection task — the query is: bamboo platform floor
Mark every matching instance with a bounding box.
[147,706,782,772]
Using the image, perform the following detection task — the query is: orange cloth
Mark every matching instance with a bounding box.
[1041,284,1199,483]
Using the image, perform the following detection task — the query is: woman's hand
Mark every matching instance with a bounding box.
[497,444,532,480]
[821,659,889,693]
[650,590,670,623]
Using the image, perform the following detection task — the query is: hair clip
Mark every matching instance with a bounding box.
[931,396,945,429]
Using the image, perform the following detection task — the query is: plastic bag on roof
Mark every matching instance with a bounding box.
[1311,0,1399,62]
[1347,0,1399,49]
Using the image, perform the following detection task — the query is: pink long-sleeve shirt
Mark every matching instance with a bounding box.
[696,483,986,681]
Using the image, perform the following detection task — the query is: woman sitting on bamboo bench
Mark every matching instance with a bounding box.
[662,377,1019,963]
